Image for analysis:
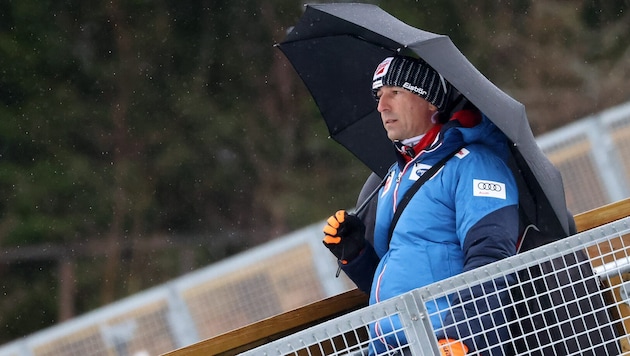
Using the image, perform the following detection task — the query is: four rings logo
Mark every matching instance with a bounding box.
[473,179,506,200]
[477,181,502,192]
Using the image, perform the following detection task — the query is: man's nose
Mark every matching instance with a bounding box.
[377,97,388,112]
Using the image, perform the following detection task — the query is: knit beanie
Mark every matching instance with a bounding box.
[372,55,450,112]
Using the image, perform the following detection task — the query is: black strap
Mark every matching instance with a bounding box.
[387,145,465,243]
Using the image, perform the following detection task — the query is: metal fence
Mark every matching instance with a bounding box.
[242,217,630,356]
[0,225,355,356]
[537,100,630,214]
[1,101,630,356]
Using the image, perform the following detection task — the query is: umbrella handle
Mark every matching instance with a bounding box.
[333,174,387,279]
[354,174,388,217]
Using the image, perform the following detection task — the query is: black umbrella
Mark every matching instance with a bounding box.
[278,3,571,238]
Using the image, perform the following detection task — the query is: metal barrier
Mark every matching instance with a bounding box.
[0,225,354,356]
[537,100,630,214]
[1,101,630,356]
[242,217,630,355]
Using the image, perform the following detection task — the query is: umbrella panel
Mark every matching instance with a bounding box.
[279,36,397,177]
[332,111,395,178]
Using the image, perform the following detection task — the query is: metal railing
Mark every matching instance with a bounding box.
[0,225,354,356]
[537,100,630,214]
[243,217,630,355]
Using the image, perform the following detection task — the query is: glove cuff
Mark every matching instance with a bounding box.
[438,338,468,356]
[339,246,364,265]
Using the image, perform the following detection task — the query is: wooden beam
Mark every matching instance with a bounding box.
[574,198,630,232]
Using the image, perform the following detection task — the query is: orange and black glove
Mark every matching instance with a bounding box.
[322,210,365,263]
[438,339,468,356]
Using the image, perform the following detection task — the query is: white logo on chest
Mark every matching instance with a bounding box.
[409,163,432,181]
[473,179,506,199]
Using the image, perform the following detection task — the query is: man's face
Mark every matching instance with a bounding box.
[376,86,438,141]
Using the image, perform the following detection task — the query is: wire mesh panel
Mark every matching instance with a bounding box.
[30,300,174,356]
[243,217,630,355]
[180,243,341,339]
[31,326,108,356]
[537,102,630,214]
[239,290,439,356]
[542,132,609,214]
[423,247,620,355]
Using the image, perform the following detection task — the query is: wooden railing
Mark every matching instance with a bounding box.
[164,198,630,356]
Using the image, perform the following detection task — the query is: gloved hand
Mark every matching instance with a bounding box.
[438,339,468,356]
[322,210,366,263]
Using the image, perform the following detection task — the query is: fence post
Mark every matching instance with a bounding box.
[586,116,629,201]
[166,286,199,348]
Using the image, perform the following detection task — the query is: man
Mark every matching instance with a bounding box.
[322,55,519,355]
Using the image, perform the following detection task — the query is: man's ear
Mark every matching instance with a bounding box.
[428,104,438,112]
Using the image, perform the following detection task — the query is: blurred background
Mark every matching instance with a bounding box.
[1,0,629,353]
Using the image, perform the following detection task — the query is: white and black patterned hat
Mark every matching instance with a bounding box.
[372,55,450,112]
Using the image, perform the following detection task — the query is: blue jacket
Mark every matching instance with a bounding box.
[342,113,519,354]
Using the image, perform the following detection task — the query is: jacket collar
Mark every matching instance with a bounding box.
[393,109,481,164]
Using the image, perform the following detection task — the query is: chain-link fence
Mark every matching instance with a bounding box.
[1,102,630,356]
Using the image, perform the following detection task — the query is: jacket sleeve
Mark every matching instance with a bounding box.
[437,205,519,354]
[339,242,380,294]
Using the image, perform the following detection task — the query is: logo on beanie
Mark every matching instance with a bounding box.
[402,82,428,97]
[373,57,393,90]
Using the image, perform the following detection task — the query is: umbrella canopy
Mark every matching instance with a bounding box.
[278,3,570,237]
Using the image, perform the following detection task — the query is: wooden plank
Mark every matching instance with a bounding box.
[163,198,630,356]
[574,198,630,232]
